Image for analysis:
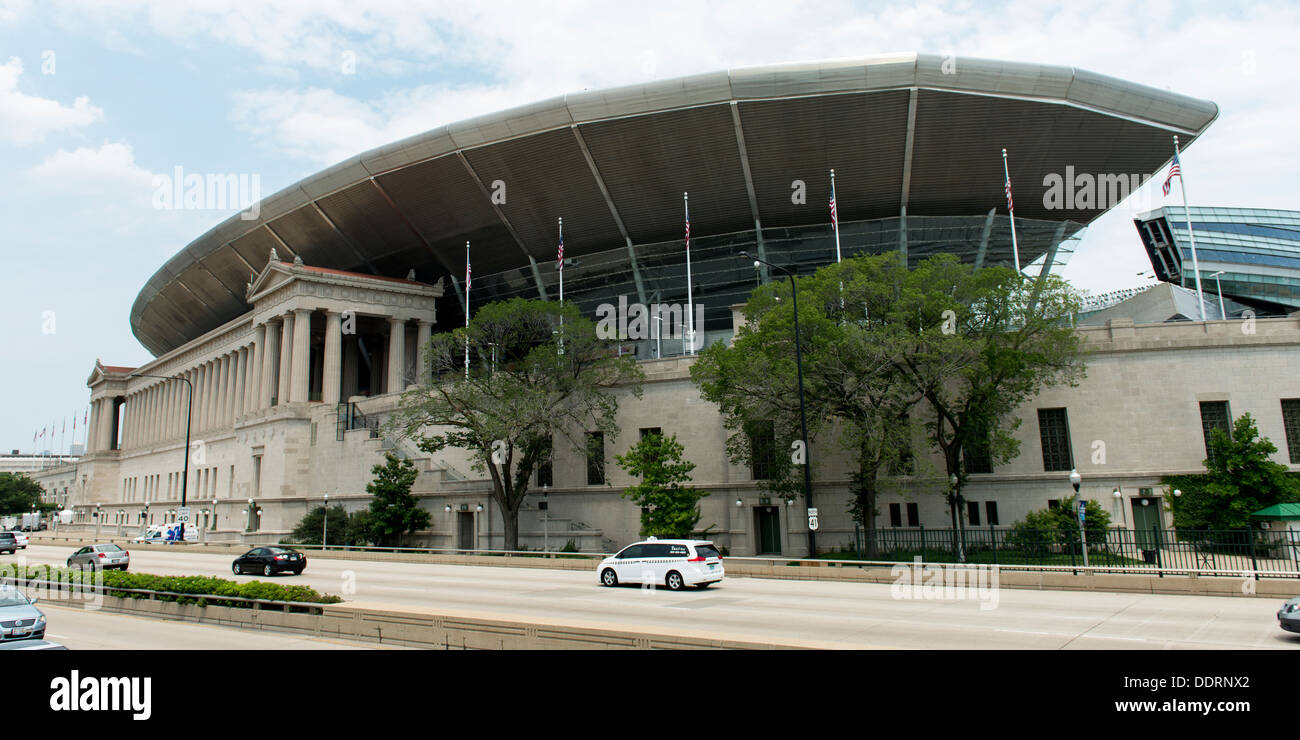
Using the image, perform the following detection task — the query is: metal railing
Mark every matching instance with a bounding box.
[337,401,380,441]
[848,526,1300,579]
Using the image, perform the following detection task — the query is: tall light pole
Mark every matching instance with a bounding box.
[1071,469,1088,568]
[322,492,329,550]
[738,251,816,556]
[131,372,193,543]
[1208,270,1226,319]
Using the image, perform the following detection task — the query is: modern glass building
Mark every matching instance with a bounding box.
[1135,207,1300,313]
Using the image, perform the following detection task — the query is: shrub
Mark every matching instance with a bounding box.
[11,565,343,607]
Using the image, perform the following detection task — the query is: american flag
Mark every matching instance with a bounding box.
[465,251,471,291]
[557,230,564,272]
[1163,153,1181,196]
[1004,175,1014,212]
[684,211,690,252]
[830,190,838,228]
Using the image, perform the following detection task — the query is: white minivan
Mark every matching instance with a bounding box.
[597,538,724,590]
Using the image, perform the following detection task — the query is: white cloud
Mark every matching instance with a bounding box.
[0,56,103,145]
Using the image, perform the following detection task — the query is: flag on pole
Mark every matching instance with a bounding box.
[830,168,842,263]
[557,221,564,271]
[684,192,695,354]
[464,241,471,378]
[1004,174,1014,212]
[39,427,45,439]
[1162,152,1182,196]
[1001,148,1021,274]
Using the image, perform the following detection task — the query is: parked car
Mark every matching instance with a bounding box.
[6,531,29,549]
[232,546,306,576]
[1278,597,1300,633]
[597,538,724,590]
[66,543,130,570]
[0,532,17,555]
[0,586,46,643]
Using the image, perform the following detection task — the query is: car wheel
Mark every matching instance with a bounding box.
[232,563,241,575]
[263,564,273,577]
[665,571,685,591]
[601,568,618,587]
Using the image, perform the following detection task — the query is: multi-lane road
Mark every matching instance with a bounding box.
[11,544,1300,649]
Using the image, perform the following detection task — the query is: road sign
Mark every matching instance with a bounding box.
[807,507,819,531]
[1078,501,1087,521]
[177,506,191,523]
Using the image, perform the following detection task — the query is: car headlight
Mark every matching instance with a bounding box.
[35,616,45,624]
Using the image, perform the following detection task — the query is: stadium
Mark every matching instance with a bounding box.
[40,53,1300,557]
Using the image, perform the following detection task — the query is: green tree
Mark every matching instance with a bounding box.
[391,298,642,550]
[0,473,50,515]
[692,253,924,556]
[615,432,707,538]
[363,454,429,547]
[290,504,371,546]
[1006,495,1111,551]
[1166,413,1300,530]
[887,256,1087,559]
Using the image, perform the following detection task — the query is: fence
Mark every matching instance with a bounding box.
[851,525,1300,578]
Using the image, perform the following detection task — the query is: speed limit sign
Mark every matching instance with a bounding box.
[807,507,819,531]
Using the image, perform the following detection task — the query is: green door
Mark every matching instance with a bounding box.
[756,506,782,555]
[1132,497,1164,551]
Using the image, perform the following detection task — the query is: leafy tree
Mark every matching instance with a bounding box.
[290,504,371,546]
[693,253,923,556]
[391,298,642,550]
[1166,413,1300,530]
[363,454,429,547]
[0,473,50,515]
[1006,495,1111,551]
[615,432,707,538]
[887,255,1087,560]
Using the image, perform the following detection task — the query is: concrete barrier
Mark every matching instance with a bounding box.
[84,593,848,649]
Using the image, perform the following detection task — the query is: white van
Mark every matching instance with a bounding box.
[597,538,724,590]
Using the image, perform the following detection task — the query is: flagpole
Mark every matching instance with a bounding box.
[830,169,842,263]
[684,192,694,354]
[464,240,470,379]
[557,217,564,357]
[1173,135,1206,321]
[1002,148,1021,275]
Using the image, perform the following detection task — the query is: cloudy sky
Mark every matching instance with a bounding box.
[1,0,1295,454]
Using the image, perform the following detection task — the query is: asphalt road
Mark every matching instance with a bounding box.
[12,544,1300,649]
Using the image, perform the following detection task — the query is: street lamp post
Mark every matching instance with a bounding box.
[1208,271,1227,319]
[949,474,966,562]
[130,372,193,543]
[738,251,816,556]
[1071,469,1088,568]
[94,504,102,540]
[322,492,329,550]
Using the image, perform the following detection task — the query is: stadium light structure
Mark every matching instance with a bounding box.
[738,251,816,556]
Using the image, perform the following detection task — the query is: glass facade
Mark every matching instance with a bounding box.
[465,213,1083,357]
[1135,207,1300,310]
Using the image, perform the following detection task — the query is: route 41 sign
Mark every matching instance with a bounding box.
[807,507,819,531]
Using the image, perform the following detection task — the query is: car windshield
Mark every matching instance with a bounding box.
[97,545,123,552]
[695,544,721,559]
[0,589,31,607]
[267,547,294,554]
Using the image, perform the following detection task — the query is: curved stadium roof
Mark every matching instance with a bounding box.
[131,52,1219,356]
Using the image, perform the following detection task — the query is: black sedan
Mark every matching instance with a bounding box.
[232,547,307,576]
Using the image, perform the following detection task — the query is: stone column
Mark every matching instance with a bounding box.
[219,355,232,427]
[206,359,219,428]
[261,320,280,408]
[416,320,433,384]
[277,313,295,406]
[223,352,236,424]
[290,308,312,403]
[247,326,264,413]
[148,384,160,444]
[322,311,343,405]
[233,346,248,422]
[87,400,100,452]
[195,363,209,432]
[387,317,406,394]
[99,398,114,452]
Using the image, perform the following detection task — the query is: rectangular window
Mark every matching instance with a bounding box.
[748,421,776,481]
[985,501,1000,526]
[639,427,662,440]
[536,436,553,488]
[1281,399,1300,464]
[905,502,919,527]
[1048,499,1060,510]
[963,419,993,474]
[889,503,902,528]
[1037,408,1074,472]
[889,414,915,475]
[586,432,605,486]
[1199,401,1231,462]
[966,501,981,527]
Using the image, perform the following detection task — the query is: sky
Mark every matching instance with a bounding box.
[0,0,1296,455]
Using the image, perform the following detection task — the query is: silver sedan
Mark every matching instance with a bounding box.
[66,543,130,570]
